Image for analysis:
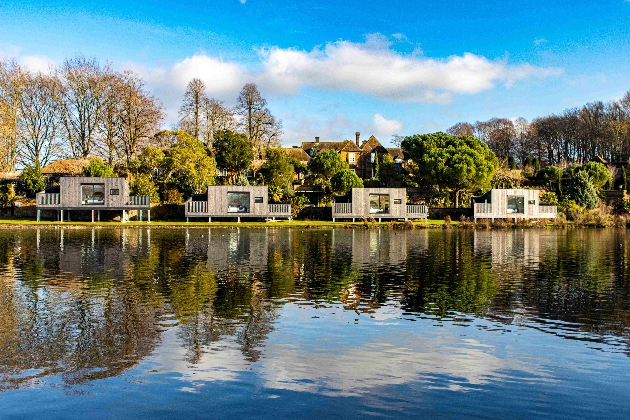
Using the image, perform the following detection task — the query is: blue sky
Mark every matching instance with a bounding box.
[1,0,630,146]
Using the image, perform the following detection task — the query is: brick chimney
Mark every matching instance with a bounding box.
[355,132,360,147]
[315,136,320,143]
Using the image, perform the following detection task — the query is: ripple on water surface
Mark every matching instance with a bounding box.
[0,228,629,419]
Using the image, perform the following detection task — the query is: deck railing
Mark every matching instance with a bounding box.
[129,196,150,206]
[268,203,290,214]
[39,193,60,206]
[474,203,492,215]
[406,204,428,215]
[539,205,558,215]
[187,201,208,213]
[334,203,352,214]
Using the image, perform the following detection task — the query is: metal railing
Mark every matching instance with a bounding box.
[187,201,208,213]
[474,203,492,214]
[406,204,428,215]
[38,193,60,206]
[268,203,290,214]
[334,203,352,214]
[539,205,558,215]
[129,196,150,206]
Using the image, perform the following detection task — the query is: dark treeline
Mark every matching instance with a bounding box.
[447,91,630,166]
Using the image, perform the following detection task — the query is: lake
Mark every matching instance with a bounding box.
[0,227,628,419]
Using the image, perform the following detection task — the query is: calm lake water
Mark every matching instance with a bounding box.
[0,227,629,419]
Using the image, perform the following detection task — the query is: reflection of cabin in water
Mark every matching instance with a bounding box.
[36,177,150,222]
[184,186,291,222]
[472,189,557,221]
[332,188,428,222]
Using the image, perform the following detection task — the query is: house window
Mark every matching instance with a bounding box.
[350,168,356,173]
[507,196,524,214]
[394,199,402,204]
[348,153,355,163]
[371,152,376,163]
[369,194,390,214]
[254,197,263,203]
[110,189,120,195]
[227,192,250,213]
[81,184,105,205]
[528,200,536,205]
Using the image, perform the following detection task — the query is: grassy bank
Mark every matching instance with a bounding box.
[0,217,450,229]
[1,216,627,229]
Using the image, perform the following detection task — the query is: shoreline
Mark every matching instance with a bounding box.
[0,217,618,229]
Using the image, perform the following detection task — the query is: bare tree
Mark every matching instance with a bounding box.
[117,71,163,161]
[0,59,26,171]
[98,72,124,164]
[178,78,207,140]
[235,83,282,158]
[201,97,234,148]
[55,55,111,158]
[16,73,62,168]
[446,122,475,137]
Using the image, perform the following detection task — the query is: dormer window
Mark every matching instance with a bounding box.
[348,153,355,163]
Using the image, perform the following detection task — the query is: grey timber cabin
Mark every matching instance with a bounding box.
[332,188,428,221]
[472,189,558,221]
[184,186,291,222]
[36,177,150,222]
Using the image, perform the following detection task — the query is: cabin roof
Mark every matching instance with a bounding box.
[41,158,91,175]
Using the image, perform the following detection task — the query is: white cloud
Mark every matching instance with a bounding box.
[257,35,563,103]
[19,55,56,75]
[533,38,548,46]
[372,114,402,137]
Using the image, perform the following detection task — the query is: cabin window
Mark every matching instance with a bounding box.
[110,189,120,195]
[254,196,263,203]
[369,194,390,214]
[227,192,250,213]
[81,184,105,205]
[394,199,402,204]
[507,195,525,214]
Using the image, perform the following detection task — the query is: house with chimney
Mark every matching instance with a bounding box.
[301,132,408,180]
[301,134,362,173]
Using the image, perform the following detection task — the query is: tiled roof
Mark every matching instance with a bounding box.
[387,148,405,160]
[302,140,361,153]
[283,148,311,162]
[41,159,91,175]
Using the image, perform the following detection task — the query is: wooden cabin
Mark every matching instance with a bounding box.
[36,177,150,222]
[184,185,291,222]
[472,189,557,221]
[332,188,428,222]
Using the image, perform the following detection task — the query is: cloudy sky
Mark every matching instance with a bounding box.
[1,0,630,146]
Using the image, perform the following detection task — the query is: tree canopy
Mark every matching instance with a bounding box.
[213,129,254,183]
[331,169,364,195]
[308,150,348,182]
[401,132,498,207]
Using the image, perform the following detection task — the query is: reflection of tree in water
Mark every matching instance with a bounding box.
[0,229,164,390]
[4,227,630,390]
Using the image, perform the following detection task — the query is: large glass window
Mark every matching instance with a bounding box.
[81,184,105,205]
[227,192,250,213]
[369,194,390,214]
[507,195,524,214]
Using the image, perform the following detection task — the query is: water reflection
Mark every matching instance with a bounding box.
[0,227,629,395]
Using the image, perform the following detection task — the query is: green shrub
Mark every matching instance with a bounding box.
[82,158,115,177]
[565,170,598,209]
[289,195,309,219]
[539,191,558,206]
[130,174,160,202]
[162,189,184,205]
[20,165,46,196]
[0,184,15,208]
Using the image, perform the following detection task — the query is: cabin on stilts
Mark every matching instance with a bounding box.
[184,185,291,222]
[36,177,150,222]
[332,188,428,222]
